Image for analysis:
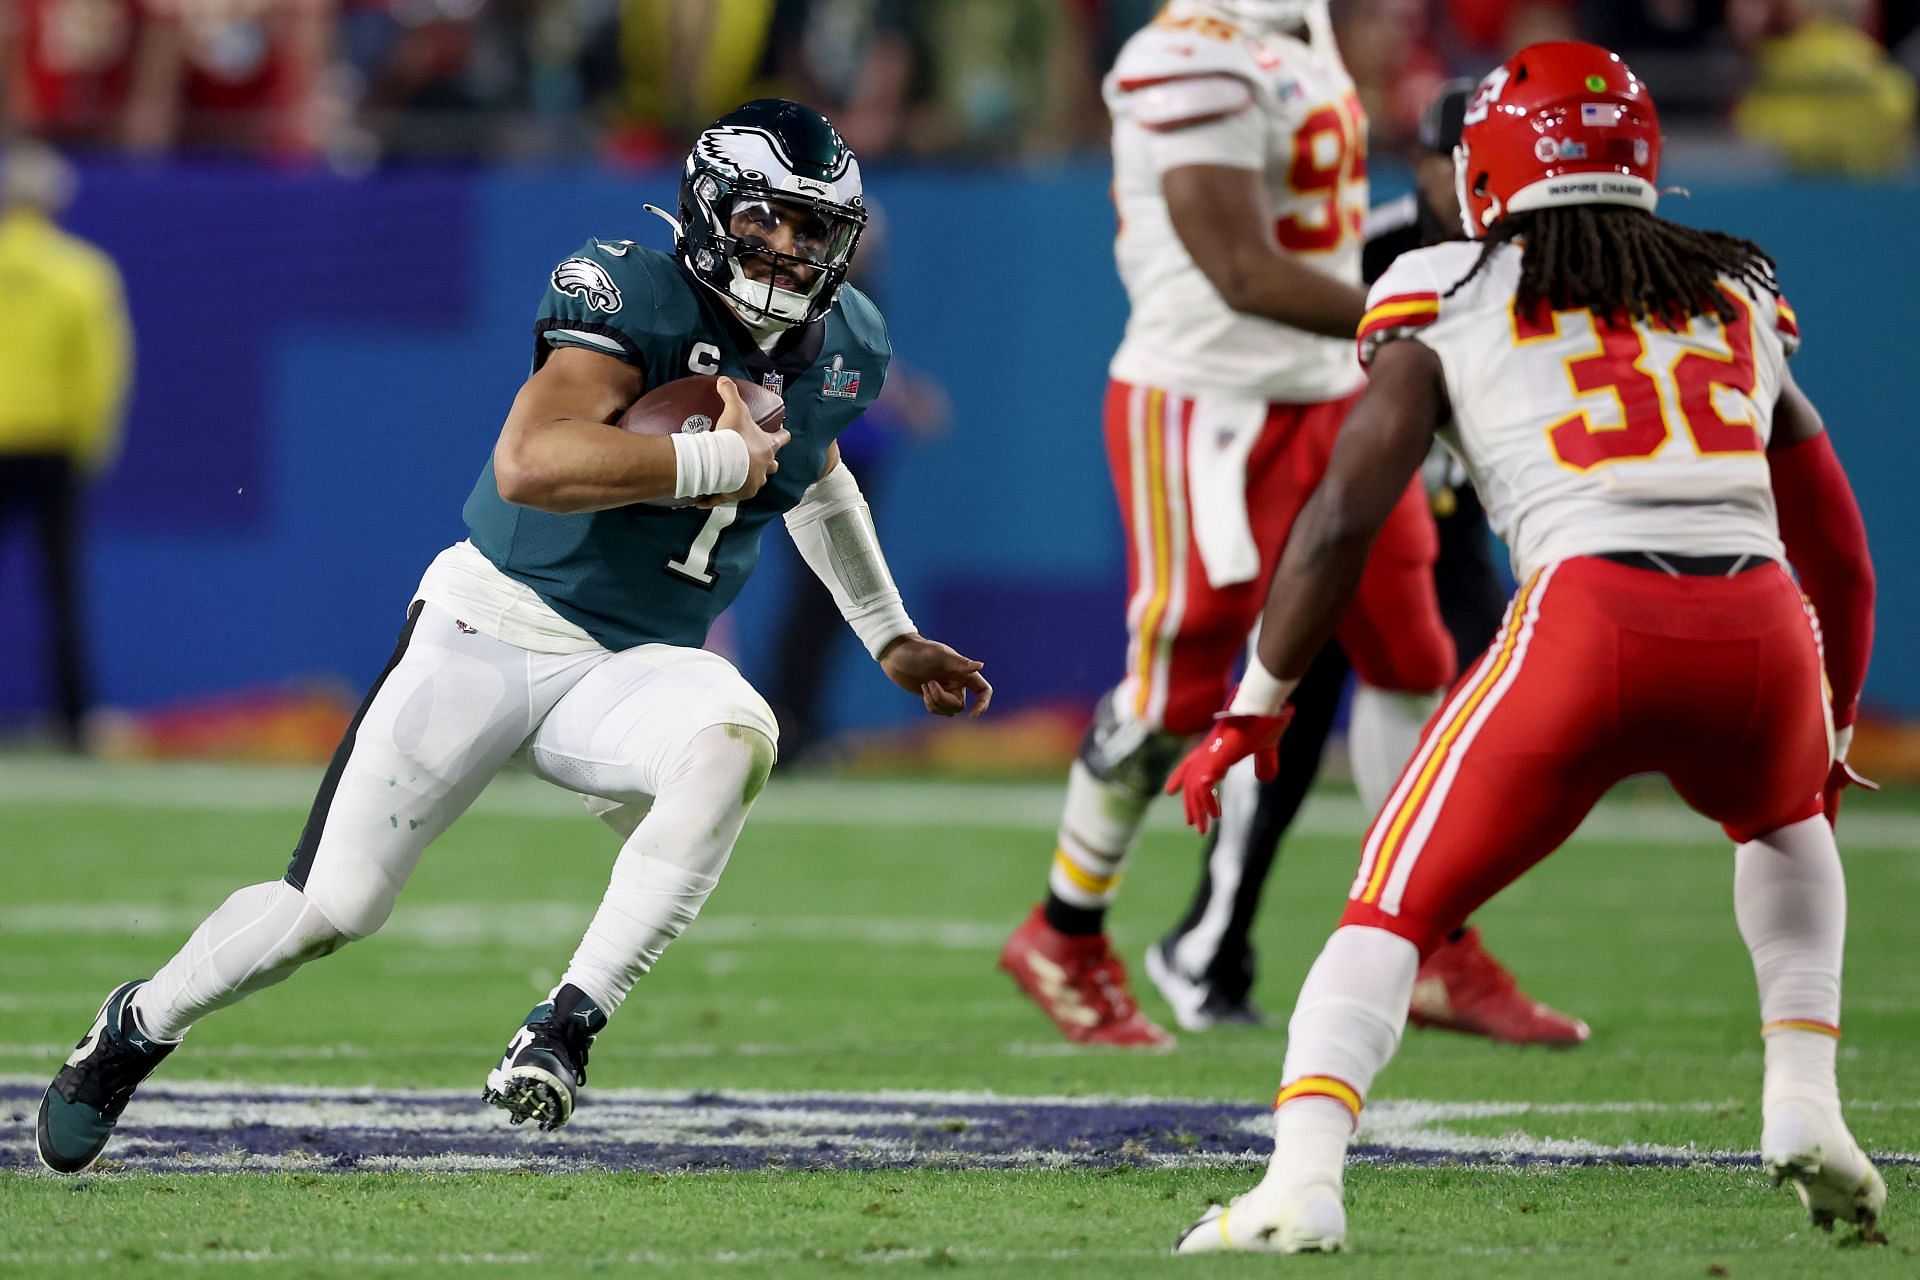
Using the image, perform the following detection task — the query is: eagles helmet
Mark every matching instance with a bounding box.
[676,99,867,328]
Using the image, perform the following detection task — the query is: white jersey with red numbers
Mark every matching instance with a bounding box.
[1358,239,1801,581]
[1105,8,1367,403]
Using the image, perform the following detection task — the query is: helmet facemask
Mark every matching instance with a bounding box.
[677,104,868,330]
[685,174,864,327]
[1453,141,1497,239]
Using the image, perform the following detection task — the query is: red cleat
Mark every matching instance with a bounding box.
[1408,927,1589,1046]
[998,906,1175,1049]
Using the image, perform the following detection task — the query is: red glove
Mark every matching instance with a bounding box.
[1164,707,1296,834]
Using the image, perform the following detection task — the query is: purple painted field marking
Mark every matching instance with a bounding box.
[4,1081,1915,1176]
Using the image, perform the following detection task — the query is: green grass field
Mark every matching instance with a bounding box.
[3,759,1917,1277]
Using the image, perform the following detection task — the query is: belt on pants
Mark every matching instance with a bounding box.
[1595,550,1769,577]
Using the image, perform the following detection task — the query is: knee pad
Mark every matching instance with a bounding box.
[1077,690,1189,795]
[283,891,355,962]
[237,879,355,966]
[676,723,777,809]
[297,857,402,941]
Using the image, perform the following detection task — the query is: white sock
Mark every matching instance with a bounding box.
[1048,759,1155,912]
[1348,685,1443,813]
[559,725,769,1014]
[1280,925,1419,1095]
[132,881,350,1043]
[1265,1098,1355,1194]
[1259,927,1418,1190]
[1735,814,1846,1105]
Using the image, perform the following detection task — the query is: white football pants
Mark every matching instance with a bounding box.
[132,601,777,1042]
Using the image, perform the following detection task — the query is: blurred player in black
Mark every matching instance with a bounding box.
[1145,82,1588,1044]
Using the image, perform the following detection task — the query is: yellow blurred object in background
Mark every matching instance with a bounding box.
[1737,18,1918,176]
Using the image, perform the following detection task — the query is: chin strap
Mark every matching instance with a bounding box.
[641,203,683,238]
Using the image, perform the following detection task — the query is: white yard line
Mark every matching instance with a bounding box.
[1,758,1915,848]
[0,903,1010,948]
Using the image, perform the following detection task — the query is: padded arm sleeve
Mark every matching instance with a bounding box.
[1770,432,1875,728]
[783,462,917,659]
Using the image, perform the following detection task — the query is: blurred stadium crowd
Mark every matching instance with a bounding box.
[3,0,1915,172]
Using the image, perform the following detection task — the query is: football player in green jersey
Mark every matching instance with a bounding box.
[37,100,991,1172]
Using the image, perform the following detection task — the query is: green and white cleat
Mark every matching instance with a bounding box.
[1173,1178,1347,1255]
[483,984,608,1132]
[1762,1099,1887,1234]
[38,980,177,1173]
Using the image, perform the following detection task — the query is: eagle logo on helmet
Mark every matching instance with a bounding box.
[675,100,869,329]
[551,258,623,314]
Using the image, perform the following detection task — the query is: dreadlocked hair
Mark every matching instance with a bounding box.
[1445,206,1778,327]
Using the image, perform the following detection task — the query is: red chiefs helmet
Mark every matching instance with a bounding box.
[1454,41,1662,238]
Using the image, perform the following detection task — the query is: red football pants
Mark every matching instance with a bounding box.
[1341,556,1831,955]
[1104,378,1454,735]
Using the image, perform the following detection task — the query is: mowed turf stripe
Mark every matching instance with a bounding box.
[1,760,1916,848]
[4,1081,1916,1175]
[6,1247,1172,1268]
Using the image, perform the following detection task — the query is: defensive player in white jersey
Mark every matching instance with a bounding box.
[1000,0,1543,1049]
[1167,42,1879,1253]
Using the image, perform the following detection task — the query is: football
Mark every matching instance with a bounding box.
[617,374,785,439]
[618,375,786,508]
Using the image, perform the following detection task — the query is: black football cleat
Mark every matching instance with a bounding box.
[38,980,178,1173]
[483,984,608,1132]
[1144,938,1267,1032]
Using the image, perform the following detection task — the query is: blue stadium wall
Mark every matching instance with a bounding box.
[1,163,1915,732]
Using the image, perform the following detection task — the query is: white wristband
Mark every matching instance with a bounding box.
[671,430,751,500]
[1228,655,1298,715]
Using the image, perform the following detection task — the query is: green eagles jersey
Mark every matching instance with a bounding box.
[463,240,890,651]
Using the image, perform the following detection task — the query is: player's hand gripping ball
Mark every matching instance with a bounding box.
[619,375,787,508]
[1165,705,1297,834]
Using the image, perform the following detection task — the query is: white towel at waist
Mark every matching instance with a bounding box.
[1184,391,1269,589]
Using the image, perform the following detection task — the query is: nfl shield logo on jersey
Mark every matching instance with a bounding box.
[762,372,786,394]
[821,354,860,400]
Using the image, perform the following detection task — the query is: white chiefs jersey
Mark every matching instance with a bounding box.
[1105,9,1367,403]
[1360,239,1802,582]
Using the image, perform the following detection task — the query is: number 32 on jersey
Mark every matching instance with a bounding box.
[1514,287,1765,472]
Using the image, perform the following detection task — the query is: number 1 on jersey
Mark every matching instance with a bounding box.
[665,504,738,586]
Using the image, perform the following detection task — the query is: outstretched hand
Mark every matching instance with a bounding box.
[879,636,993,718]
[1164,707,1296,834]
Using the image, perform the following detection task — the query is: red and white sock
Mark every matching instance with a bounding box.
[1261,926,1421,1186]
[1735,814,1846,1105]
